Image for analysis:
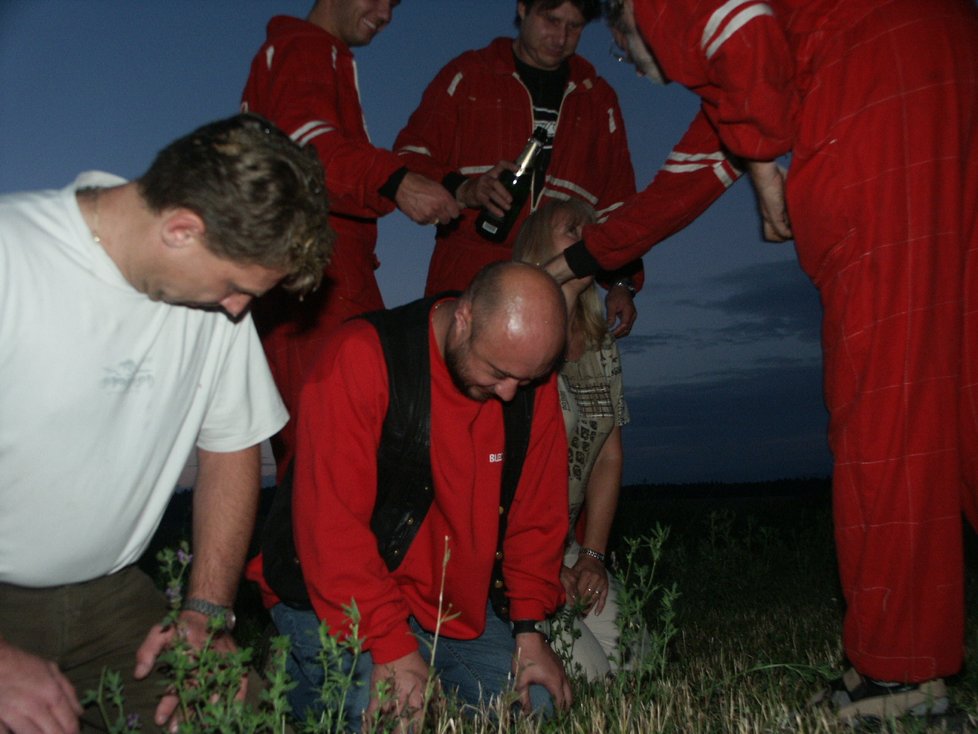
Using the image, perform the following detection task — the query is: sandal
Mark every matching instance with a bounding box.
[811,667,950,723]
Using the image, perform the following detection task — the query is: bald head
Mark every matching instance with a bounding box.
[445,262,566,402]
[467,261,566,355]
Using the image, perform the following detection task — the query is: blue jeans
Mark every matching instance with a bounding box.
[270,602,553,730]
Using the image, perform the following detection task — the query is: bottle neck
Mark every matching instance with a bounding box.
[514,139,543,177]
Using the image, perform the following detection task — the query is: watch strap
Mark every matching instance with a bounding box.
[511,618,552,642]
[183,597,236,631]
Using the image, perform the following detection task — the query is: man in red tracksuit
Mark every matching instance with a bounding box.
[241,0,460,476]
[249,263,572,728]
[394,0,642,336]
[546,0,978,720]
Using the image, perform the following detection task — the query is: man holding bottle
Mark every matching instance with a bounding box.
[394,0,642,336]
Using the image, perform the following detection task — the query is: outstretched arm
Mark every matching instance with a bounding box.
[134,445,260,728]
[553,111,741,279]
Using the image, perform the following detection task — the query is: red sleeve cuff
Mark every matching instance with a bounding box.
[365,620,419,665]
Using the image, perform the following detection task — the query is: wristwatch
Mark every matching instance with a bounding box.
[612,277,637,297]
[183,597,236,632]
[511,618,552,642]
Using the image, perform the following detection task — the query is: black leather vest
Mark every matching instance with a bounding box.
[260,296,535,619]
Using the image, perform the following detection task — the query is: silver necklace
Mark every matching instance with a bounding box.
[90,188,103,245]
[80,187,103,245]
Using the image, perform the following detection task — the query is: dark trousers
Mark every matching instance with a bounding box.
[0,566,169,731]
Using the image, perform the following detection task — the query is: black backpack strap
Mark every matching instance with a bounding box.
[259,297,442,606]
[366,297,439,570]
[259,460,310,608]
[488,385,536,621]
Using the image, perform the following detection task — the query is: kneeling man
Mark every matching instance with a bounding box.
[252,261,572,728]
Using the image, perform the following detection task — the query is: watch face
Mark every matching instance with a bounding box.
[210,605,235,631]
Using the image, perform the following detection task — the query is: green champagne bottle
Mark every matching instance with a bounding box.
[474,127,547,243]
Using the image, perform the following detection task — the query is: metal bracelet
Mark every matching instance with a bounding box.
[579,546,606,563]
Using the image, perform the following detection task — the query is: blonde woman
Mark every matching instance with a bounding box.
[514,199,629,679]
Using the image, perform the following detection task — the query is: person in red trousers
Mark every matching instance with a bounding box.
[241,0,461,478]
[546,0,978,722]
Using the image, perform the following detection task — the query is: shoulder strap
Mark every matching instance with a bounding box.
[365,296,440,570]
[259,297,439,608]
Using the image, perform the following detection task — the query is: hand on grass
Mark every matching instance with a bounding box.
[513,632,572,712]
[134,611,244,732]
[366,650,432,732]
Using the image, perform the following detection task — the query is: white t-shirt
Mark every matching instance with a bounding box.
[0,173,288,586]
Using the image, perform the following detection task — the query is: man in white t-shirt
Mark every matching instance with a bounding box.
[0,114,333,733]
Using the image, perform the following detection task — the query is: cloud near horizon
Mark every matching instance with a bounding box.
[617,259,830,484]
[621,359,832,485]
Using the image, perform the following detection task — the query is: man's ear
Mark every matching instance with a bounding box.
[453,298,473,338]
[160,209,206,250]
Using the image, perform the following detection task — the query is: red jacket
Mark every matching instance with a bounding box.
[571,0,797,273]
[241,16,405,469]
[242,16,405,313]
[394,38,639,294]
[252,307,568,665]
[635,0,796,160]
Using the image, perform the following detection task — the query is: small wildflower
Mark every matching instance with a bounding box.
[165,586,180,604]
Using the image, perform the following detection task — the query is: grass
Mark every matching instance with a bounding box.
[604,479,978,733]
[128,479,978,732]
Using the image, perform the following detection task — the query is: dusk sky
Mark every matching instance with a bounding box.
[0,1,832,485]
